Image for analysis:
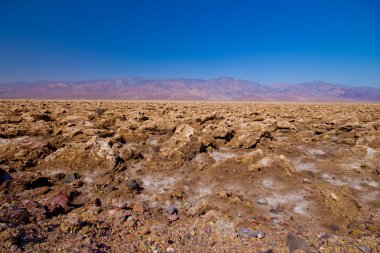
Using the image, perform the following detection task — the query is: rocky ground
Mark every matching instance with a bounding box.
[0,100,379,253]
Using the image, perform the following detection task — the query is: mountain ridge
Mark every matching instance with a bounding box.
[0,77,379,101]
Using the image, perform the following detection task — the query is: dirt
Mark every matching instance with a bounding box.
[0,100,379,252]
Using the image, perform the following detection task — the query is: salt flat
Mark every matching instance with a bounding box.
[0,100,379,252]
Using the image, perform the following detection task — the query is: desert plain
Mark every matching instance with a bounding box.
[0,100,379,252]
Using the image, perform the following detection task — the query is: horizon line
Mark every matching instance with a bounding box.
[1,76,378,89]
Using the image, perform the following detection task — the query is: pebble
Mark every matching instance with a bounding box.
[269,208,279,215]
[239,228,257,240]
[357,245,372,253]
[302,178,311,184]
[166,247,175,252]
[167,205,178,215]
[257,228,266,239]
[330,193,338,201]
[256,197,268,205]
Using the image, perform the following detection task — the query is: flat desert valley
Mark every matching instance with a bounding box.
[1,100,379,252]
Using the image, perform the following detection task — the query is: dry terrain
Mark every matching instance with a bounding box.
[0,100,380,252]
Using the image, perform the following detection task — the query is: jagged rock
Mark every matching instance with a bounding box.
[202,124,234,141]
[160,124,200,162]
[229,122,273,148]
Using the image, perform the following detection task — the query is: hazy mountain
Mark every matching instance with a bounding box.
[0,77,379,101]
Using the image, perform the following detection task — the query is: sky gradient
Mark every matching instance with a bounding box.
[0,0,379,87]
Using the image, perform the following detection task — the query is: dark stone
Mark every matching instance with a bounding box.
[375,167,380,175]
[63,173,80,184]
[0,168,13,190]
[90,198,102,207]
[94,108,107,116]
[0,168,13,184]
[167,205,178,215]
[286,232,312,253]
[125,179,140,191]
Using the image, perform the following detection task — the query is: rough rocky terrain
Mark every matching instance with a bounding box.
[0,100,379,252]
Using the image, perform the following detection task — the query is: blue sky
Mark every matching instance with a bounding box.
[0,0,379,87]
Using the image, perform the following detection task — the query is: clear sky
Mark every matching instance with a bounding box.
[0,0,379,87]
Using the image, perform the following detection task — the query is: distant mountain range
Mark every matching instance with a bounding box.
[1,77,379,101]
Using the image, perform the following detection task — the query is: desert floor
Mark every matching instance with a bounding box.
[0,100,379,252]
